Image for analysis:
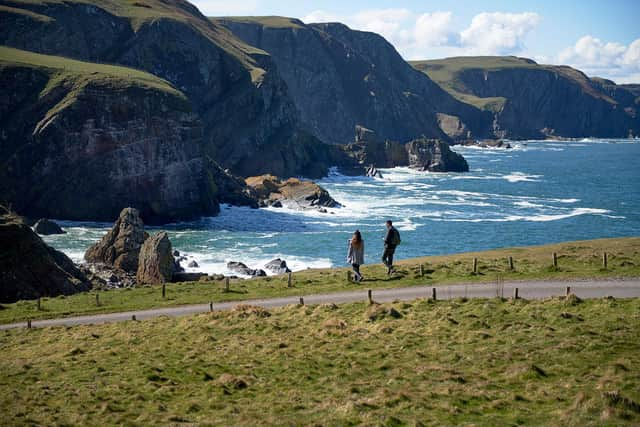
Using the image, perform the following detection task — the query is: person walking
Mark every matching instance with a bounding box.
[382,220,401,274]
[347,230,365,282]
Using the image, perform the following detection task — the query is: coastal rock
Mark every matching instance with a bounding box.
[0,208,90,303]
[172,272,208,282]
[33,218,66,235]
[227,261,267,277]
[245,175,340,210]
[457,140,512,149]
[188,260,199,268]
[84,208,147,273]
[136,231,175,285]
[406,138,469,172]
[264,259,292,275]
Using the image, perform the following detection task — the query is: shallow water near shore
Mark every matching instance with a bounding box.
[44,139,640,276]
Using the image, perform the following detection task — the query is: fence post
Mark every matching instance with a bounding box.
[473,258,478,274]
[225,277,230,292]
[602,252,608,269]
[132,314,137,321]
[432,287,437,301]
[27,319,32,329]
[420,264,424,277]
[565,286,571,296]
[552,252,558,268]
[209,302,213,312]
[287,272,292,288]
[508,256,514,271]
[162,283,166,299]
[299,297,304,306]
[513,288,519,299]
[367,289,373,305]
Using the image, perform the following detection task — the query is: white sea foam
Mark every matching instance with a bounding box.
[502,172,543,183]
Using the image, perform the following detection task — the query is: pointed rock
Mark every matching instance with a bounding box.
[136,231,175,284]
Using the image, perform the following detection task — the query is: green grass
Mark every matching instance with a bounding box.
[1,237,638,325]
[410,56,613,111]
[0,46,184,97]
[1,297,638,425]
[213,16,306,29]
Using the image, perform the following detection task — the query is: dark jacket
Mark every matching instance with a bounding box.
[384,226,399,248]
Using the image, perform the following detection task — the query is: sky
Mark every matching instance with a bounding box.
[191,0,640,84]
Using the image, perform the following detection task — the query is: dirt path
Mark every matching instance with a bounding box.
[1,278,638,330]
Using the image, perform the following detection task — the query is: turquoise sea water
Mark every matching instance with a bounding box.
[44,139,640,276]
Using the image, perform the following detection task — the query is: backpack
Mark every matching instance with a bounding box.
[390,228,401,246]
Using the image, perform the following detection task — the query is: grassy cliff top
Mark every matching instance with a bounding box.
[410,56,613,111]
[2,0,268,81]
[212,15,305,29]
[0,46,185,97]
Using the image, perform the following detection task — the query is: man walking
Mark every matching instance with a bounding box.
[382,220,400,274]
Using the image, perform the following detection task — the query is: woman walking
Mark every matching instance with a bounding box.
[347,230,365,282]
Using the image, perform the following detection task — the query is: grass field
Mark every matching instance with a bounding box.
[1,237,638,325]
[0,296,638,425]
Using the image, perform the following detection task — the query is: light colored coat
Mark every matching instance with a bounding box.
[347,240,365,265]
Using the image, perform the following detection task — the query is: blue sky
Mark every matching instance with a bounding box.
[192,0,640,83]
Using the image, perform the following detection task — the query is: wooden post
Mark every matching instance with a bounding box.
[602,252,608,269]
[420,264,424,277]
[287,272,292,288]
[508,256,514,271]
[367,289,373,305]
[131,314,137,321]
[225,277,230,292]
[37,297,41,311]
[513,288,519,299]
[95,293,100,307]
[565,286,571,296]
[346,271,352,283]
[209,302,213,312]
[472,258,478,274]
[552,252,558,268]
[432,287,437,301]
[27,319,32,329]
[162,283,166,298]
[299,297,304,306]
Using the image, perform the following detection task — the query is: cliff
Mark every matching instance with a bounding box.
[411,56,640,139]
[214,17,492,144]
[0,46,223,223]
[0,207,91,303]
[0,0,333,179]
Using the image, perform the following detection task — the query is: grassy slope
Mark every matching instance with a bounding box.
[1,237,638,324]
[410,56,613,112]
[214,16,305,29]
[0,297,638,425]
[0,46,184,96]
[3,0,268,81]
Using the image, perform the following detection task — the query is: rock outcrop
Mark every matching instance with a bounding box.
[227,261,267,277]
[264,259,291,275]
[341,127,470,173]
[33,218,66,235]
[406,139,469,172]
[136,231,175,285]
[0,208,90,303]
[84,208,147,273]
[245,175,340,209]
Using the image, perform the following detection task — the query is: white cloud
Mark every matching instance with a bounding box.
[302,10,342,24]
[413,12,456,48]
[557,36,640,81]
[459,12,541,55]
[190,0,259,16]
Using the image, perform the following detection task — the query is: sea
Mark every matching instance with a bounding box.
[43,139,640,277]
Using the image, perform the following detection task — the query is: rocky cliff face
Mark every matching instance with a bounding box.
[215,17,491,144]
[0,0,333,180]
[412,57,640,139]
[0,49,220,223]
[0,208,91,303]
